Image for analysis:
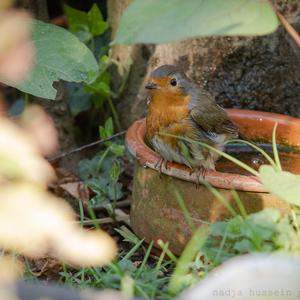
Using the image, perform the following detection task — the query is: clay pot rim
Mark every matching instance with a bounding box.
[125,109,300,192]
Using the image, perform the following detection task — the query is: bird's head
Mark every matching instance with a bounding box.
[145,65,194,97]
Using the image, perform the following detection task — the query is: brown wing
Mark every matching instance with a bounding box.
[190,92,238,137]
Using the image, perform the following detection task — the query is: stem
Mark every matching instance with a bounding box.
[24,93,29,108]
[107,96,122,131]
[97,146,110,173]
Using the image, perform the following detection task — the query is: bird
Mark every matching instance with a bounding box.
[145,64,238,175]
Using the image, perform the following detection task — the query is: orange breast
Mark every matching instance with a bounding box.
[146,90,191,138]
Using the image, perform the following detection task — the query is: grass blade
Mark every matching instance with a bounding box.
[202,181,238,217]
[174,190,196,232]
[155,241,170,273]
[136,241,153,278]
[169,225,209,295]
[87,205,100,229]
[231,190,247,218]
[157,240,178,263]
[272,122,282,171]
[123,239,144,260]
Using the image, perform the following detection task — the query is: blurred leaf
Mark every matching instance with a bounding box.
[114,0,279,44]
[115,226,140,245]
[64,5,89,34]
[99,118,114,140]
[87,178,123,207]
[64,4,107,39]
[85,71,111,97]
[110,160,121,183]
[88,4,108,36]
[110,144,125,156]
[247,207,281,227]
[85,81,110,96]
[65,82,92,116]
[2,21,98,100]
[260,165,300,206]
[233,239,253,252]
[108,182,123,200]
[78,154,101,180]
[99,55,110,69]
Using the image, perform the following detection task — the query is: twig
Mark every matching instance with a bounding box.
[49,130,126,162]
[276,11,300,48]
[93,198,132,211]
[80,209,130,226]
[269,0,300,48]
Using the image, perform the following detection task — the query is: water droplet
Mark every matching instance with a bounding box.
[80,73,87,80]
[251,156,264,167]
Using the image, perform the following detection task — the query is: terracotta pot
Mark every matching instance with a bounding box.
[126,109,300,255]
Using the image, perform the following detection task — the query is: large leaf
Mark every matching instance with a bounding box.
[259,165,300,206]
[0,20,98,100]
[113,0,279,44]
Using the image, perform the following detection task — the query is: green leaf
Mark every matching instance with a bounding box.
[88,4,108,36]
[260,165,300,206]
[1,20,98,100]
[64,4,107,39]
[66,82,92,116]
[110,144,125,156]
[84,70,111,97]
[233,239,252,252]
[78,155,101,180]
[108,182,123,200]
[115,226,141,245]
[114,0,279,44]
[64,5,89,34]
[99,118,114,139]
[110,160,121,183]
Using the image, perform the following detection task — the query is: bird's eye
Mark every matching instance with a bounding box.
[170,78,177,86]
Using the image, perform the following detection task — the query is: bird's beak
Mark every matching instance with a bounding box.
[145,82,158,90]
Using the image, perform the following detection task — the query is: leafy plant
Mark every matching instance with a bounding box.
[78,118,125,214]
[200,204,300,269]
[64,4,121,128]
[64,4,108,44]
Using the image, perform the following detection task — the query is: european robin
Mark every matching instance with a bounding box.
[145,64,238,173]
